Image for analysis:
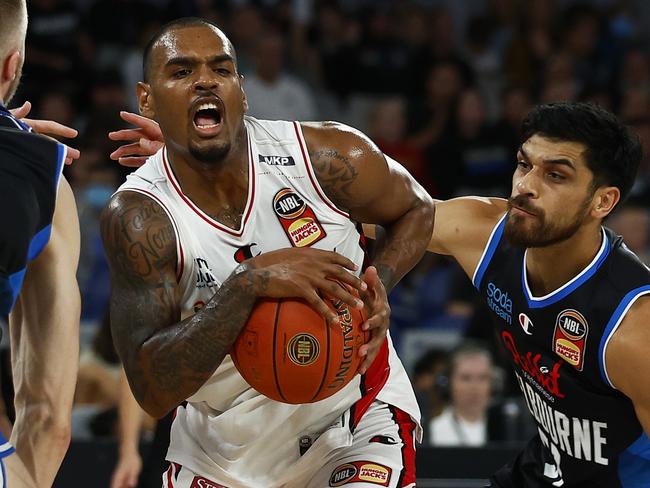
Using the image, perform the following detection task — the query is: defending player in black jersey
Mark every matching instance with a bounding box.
[0,1,81,486]
[426,102,649,487]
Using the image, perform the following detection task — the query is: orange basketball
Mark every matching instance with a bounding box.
[231,285,368,404]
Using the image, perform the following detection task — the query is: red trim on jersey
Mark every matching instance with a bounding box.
[356,222,372,271]
[390,406,417,487]
[161,138,256,237]
[350,339,390,432]
[165,462,175,488]
[292,121,349,218]
[124,188,185,283]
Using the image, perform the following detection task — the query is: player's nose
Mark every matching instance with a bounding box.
[193,65,219,92]
[515,170,539,198]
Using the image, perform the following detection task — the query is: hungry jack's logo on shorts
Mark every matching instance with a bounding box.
[553,309,588,370]
[273,188,326,247]
[329,461,391,487]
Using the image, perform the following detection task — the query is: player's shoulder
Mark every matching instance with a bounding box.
[100,189,178,280]
[0,125,61,166]
[299,121,377,157]
[101,189,174,243]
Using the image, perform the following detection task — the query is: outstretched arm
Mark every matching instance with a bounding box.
[7,177,81,487]
[101,191,367,417]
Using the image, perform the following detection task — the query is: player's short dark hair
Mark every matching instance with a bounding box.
[142,17,237,83]
[521,102,642,203]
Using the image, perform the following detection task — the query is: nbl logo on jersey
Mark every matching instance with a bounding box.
[553,309,589,371]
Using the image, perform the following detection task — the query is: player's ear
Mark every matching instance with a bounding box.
[592,186,620,219]
[2,50,21,86]
[137,81,156,119]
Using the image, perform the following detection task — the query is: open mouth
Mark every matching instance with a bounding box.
[192,100,224,136]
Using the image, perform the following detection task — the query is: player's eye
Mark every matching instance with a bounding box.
[516,160,530,170]
[174,69,191,78]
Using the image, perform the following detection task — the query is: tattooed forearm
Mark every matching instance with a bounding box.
[309,148,359,211]
[137,266,258,413]
[101,192,261,418]
[371,200,435,293]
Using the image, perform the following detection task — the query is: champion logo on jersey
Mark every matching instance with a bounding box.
[259,154,295,166]
[273,188,326,248]
[518,313,534,335]
[234,242,261,263]
[553,309,588,371]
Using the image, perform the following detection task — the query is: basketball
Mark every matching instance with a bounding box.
[231,284,368,404]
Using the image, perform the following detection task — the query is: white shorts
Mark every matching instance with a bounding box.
[162,401,416,488]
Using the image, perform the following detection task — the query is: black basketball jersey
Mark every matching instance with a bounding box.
[476,213,650,488]
[0,104,65,315]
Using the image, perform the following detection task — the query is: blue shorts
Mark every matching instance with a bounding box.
[0,432,14,487]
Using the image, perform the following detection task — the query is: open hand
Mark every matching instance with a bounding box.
[108,111,164,167]
[10,101,80,164]
[357,266,390,374]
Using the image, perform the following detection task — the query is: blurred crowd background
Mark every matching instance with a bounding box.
[3,0,650,465]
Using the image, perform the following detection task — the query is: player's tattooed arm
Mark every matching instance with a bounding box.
[302,122,434,292]
[100,191,259,418]
[303,122,434,373]
[100,192,365,416]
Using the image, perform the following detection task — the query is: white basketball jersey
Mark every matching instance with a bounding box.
[116,116,420,488]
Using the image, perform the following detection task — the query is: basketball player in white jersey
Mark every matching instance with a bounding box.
[101,17,433,488]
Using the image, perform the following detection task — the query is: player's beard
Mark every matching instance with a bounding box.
[504,194,592,248]
[189,140,231,164]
